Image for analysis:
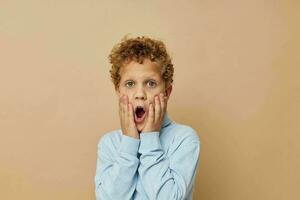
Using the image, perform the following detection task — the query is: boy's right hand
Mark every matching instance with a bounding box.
[119,95,139,139]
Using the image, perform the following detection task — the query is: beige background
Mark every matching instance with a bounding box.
[0,0,299,199]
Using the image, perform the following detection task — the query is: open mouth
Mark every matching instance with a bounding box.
[134,106,146,123]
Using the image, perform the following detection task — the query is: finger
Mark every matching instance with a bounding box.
[123,95,129,121]
[119,95,124,116]
[119,95,125,130]
[148,103,154,124]
[154,95,161,123]
[159,93,165,120]
[128,102,135,124]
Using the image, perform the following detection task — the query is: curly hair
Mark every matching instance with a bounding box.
[108,35,174,90]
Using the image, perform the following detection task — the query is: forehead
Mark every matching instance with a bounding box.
[120,59,162,80]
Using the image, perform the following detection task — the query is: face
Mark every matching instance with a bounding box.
[116,58,172,132]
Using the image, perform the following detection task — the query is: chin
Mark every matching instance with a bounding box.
[136,123,144,132]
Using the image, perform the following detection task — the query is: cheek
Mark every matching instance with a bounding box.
[119,90,133,99]
[148,93,159,102]
[147,97,155,105]
[148,92,163,103]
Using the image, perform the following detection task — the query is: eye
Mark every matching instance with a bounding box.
[125,81,134,88]
[147,80,157,88]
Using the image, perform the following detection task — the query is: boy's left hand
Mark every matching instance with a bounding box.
[142,92,168,133]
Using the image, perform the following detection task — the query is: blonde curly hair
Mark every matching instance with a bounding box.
[108,35,174,90]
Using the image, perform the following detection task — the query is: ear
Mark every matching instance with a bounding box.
[165,85,173,99]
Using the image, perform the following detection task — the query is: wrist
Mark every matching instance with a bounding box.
[124,132,140,139]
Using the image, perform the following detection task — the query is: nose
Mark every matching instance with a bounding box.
[134,85,147,100]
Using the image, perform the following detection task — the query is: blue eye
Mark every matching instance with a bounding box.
[125,81,134,88]
[147,80,157,88]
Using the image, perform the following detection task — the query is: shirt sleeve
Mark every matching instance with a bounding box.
[138,131,200,200]
[94,134,141,200]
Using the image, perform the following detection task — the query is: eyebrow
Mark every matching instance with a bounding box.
[123,74,160,81]
[124,78,158,82]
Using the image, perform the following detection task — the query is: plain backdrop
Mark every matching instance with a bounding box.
[0,0,299,199]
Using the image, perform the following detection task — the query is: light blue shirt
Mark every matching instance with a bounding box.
[94,112,201,200]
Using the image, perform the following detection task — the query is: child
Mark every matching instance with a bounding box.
[94,35,201,200]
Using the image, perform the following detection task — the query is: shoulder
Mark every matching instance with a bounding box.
[165,121,201,157]
[168,121,201,145]
[97,129,122,149]
[96,129,122,159]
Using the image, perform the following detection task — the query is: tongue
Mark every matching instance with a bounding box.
[136,110,145,118]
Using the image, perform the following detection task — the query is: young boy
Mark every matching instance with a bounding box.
[94,36,201,200]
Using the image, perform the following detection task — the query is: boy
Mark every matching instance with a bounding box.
[94,35,201,200]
